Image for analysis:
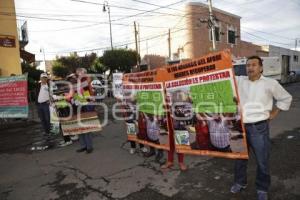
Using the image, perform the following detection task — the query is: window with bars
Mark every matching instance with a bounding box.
[210,26,220,42]
[228,30,236,44]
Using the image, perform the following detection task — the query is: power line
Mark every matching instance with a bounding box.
[0,8,210,31]
[112,0,188,22]
[215,18,297,46]
[241,26,295,41]
[242,30,293,47]
[71,0,187,19]
[130,0,186,13]
[4,1,191,22]
[29,23,100,32]
[8,1,297,55]
[69,0,210,26]
[0,12,188,30]
[2,10,213,32]
[36,28,186,55]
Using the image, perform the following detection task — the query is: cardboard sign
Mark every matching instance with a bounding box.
[112,73,123,99]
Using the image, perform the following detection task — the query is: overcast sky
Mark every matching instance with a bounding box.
[11,0,300,60]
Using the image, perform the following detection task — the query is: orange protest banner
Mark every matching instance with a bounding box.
[122,71,171,151]
[122,50,248,159]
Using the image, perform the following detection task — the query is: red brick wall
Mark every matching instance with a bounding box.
[240,41,268,57]
[184,3,267,59]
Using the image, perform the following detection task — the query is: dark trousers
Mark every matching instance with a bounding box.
[148,139,163,154]
[37,102,50,135]
[79,133,93,150]
[209,144,232,152]
[130,141,144,149]
[58,112,71,143]
[64,135,71,142]
[234,120,271,192]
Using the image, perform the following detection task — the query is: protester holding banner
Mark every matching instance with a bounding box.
[161,149,187,171]
[231,56,292,200]
[161,117,187,171]
[36,73,51,142]
[75,68,95,154]
[129,142,147,154]
[190,113,210,150]
[52,74,77,147]
[130,112,147,154]
[126,108,148,154]
[160,103,187,171]
[206,113,232,152]
[144,114,163,161]
[113,73,146,154]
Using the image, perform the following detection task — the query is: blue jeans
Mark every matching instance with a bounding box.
[79,133,93,150]
[234,120,271,192]
[37,102,50,135]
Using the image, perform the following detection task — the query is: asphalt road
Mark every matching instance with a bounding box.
[0,82,299,200]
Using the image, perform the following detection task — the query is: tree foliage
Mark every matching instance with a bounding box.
[101,49,139,74]
[52,65,69,78]
[21,62,43,90]
[52,52,98,77]
[88,57,108,74]
[51,49,139,78]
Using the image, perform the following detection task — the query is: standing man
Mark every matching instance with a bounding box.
[36,73,51,142]
[231,56,292,200]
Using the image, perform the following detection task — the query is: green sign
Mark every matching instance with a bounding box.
[190,80,237,113]
[136,91,165,116]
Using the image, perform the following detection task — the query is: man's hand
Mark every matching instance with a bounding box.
[269,107,280,120]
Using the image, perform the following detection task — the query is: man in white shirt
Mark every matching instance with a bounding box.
[230,56,292,200]
[36,73,51,140]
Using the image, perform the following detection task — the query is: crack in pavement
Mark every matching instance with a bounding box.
[50,163,114,200]
[48,156,173,199]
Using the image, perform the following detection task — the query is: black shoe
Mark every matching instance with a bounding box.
[76,148,87,153]
[144,150,155,157]
[86,148,93,154]
[155,151,163,162]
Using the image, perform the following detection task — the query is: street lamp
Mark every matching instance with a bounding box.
[103,1,113,50]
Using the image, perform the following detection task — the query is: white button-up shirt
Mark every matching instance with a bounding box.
[236,75,292,123]
[38,84,50,103]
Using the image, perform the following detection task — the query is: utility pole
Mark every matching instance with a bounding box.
[295,38,298,50]
[134,21,140,70]
[40,47,46,72]
[103,1,113,50]
[208,0,216,51]
[168,29,171,59]
[138,23,141,55]
[146,39,148,55]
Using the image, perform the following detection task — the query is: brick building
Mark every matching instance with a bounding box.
[171,2,268,60]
